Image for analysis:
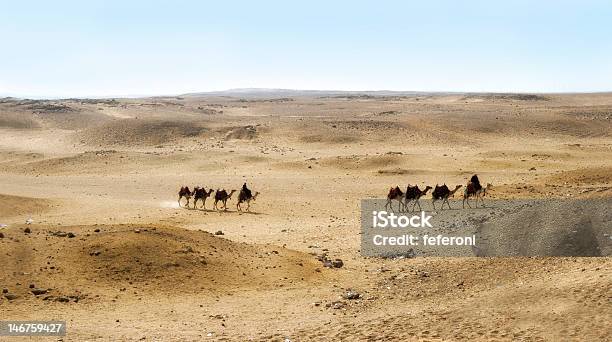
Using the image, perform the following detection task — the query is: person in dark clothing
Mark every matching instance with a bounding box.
[470,174,482,191]
[242,182,252,198]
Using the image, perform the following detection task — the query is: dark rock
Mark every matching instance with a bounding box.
[24,227,31,234]
[90,250,101,256]
[29,284,35,288]
[343,290,360,300]
[214,230,224,235]
[56,296,70,303]
[31,288,48,295]
[319,253,344,269]
[4,293,19,300]
[0,232,4,238]
[67,232,76,238]
[94,229,100,233]
[2,288,8,293]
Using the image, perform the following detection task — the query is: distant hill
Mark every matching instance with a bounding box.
[180,88,452,98]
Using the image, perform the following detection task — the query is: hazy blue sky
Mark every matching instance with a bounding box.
[1,0,611,97]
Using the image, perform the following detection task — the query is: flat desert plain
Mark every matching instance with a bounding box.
[0,91,611,341]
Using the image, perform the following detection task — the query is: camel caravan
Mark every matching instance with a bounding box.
[386,174,492,212]
[178,183,260,212]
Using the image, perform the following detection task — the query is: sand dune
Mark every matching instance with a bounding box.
[0,224,327,300]
[79,119,207,146]
[0,194,53,219]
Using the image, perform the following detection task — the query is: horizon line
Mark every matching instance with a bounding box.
[2,87,612,100]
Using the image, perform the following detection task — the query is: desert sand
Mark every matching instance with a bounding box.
[0,91,611,341]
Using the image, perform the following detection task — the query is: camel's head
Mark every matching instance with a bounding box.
[424,185,433,192]
[228,190,237,197]
[483,183,493,195]
[252,191,260,200]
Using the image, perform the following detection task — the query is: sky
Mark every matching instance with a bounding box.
[1,0,611,98]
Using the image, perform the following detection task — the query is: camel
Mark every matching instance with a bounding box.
[214,189,236,210]
[178,186,193,207]
[463,174,492,208]
[431,184,462,210]
[193,187,214,209]
[404,185,432,212]
[385,186,404,212]
[237,191,260,212]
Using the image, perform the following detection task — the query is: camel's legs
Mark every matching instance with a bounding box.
[178,196,182,207]
[412,199,422,212]
[387,198,401,212]
[432,199,437,210]
[444,198,452,209]
[246,201,251,212]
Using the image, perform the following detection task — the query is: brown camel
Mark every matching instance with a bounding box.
[432,184,462,210]
[385,186,405,212]
[193,187,214,209]
[463,175,492,208]
[178,186,193,207]
[404,185,432,212]
[237,191,260,212]
[214,189,236,210]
